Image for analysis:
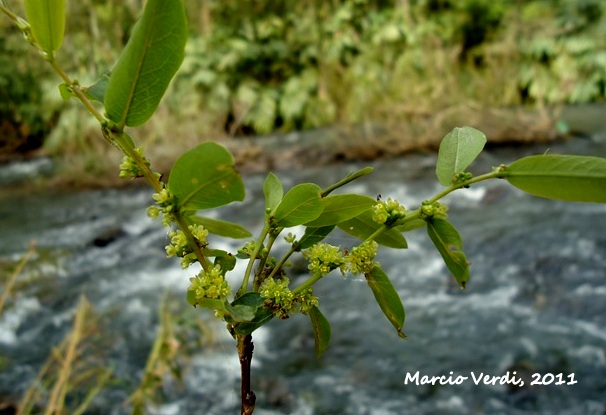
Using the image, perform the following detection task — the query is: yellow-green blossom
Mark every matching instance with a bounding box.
[294,288,319,315]
[372,197,406,225]
[419,201,449,220]
[346,240,379,275]
[303,243,346,276]
[188,265,231,301]
[260,277,295,319]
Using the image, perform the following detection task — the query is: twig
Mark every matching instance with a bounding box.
[237,334,256,415]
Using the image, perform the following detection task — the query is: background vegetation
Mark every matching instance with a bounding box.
[1,0,605,181]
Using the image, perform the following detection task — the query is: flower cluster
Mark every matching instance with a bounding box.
[372,198,406,226]
[165,224,208,268]
[148,188,176,226]
[419,201,449,220]
[294,288,319,315]
[188,265,231,302]
[346,240,379,275]
[119,148,150,179]
[259,277,295,319]
[453,171,474,185]
[303,243,346,276]
[260,277,319,318]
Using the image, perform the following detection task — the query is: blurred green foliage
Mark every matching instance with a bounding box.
[2,0,605,154]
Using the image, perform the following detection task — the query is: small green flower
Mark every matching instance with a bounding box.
[188,265,231,301]
[150,188,176,226]
[189,224,209,245]
[260,277,295,319]
[372,198,406,226]
[119,148,150,179]
[294,288,319,315]
[346,240,379,275]
[453,171,474,184]
[420,201,449,220]
[303,243,345,276]
[284,233,297,244]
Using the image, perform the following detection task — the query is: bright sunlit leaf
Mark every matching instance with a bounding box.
[436,127,487,186]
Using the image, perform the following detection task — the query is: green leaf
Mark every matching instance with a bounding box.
[232,292,265,309]
[396,218,427,233]
[321,167,374,197]
[24,0,65,53]
[187,296,258,323]
[213,252,237,273]
[84,73,110,103]
[426,218,469,288]
[104,0,187,128]
[436,127,487,186]
[297,226,335,250]
[337,210,408,249]
[58,83,71,101]
[233,307,274,335]
[364,266,406,338]
[264,172,283,212]
[190,216,252,239]
[168,142,245,212]
[273,183,323,227]
[305,194,375,227]
[309,306,331,357]
[501,155,606,203]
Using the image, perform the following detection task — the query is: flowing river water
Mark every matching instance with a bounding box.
[0,134,606,415]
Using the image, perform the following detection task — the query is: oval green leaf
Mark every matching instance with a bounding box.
[426,218,469,288]
[305,194,376,227]
[104,0,187,128]
[365,266,406,339]
[190,216,252,239]
[273,183,323,227]
[168,142,245,212]
[24,0,65,53]
[337,210,408,249]
[309,305,331,357]
[436,126,487,186]
[264,172,283,212]
[502,155,606,203]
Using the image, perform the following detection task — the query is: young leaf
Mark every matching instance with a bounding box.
[264,172,283,212]
[168,142,245,212]
[189,216,252,239]
[309,305,331,357]
[297,226,335,250]
[273,183,323,227]
[321,167,374,197]
[364,266,406,339]
[24,0,65,53]
[436,127,487,186]
[233,307,274,335]
[305,194,376,227]
[501,155,606,203]
[337,210,408,249]
[213,252,237,273]
[104,0,187,128]
[84,73,111,103]
[426,218,469,288]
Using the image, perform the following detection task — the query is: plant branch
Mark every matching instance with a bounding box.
[292,272,324,295]
[426,170,502,204]
[237,334,256,415]
[238,222,270,297]
[267,244,297,280]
